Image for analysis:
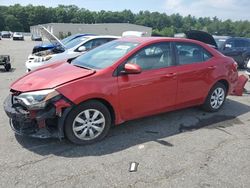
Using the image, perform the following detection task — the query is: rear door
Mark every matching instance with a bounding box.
[117,42,178,120]
[173,42,215,108]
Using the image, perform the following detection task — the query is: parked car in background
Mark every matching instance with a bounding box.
[1,31,11,38]
[122,31,147,37]
[4,37,247,144]
[31,34,42,41]
[179,31,250,69]
[0,55,11,71]
[32,31,96,54]
[26,32,119,71]
[216,37,250,68]
[13,32,24,40]
[213,35,231,49]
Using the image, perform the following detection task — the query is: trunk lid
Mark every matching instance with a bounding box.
[185,30,218,48]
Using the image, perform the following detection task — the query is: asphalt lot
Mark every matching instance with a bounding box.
[0,37,250,188]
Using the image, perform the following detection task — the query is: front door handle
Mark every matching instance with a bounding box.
[164,73,177,78]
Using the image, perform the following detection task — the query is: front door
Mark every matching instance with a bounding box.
[117,42,178,120]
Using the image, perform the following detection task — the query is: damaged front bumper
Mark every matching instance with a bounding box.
[3,95,72,139]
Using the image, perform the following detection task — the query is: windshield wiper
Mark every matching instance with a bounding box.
[73,64,92,70]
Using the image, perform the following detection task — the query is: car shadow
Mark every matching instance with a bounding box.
[15,98,250,157]
[0,68,15,73]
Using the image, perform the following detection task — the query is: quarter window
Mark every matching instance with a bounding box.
[175,42,212,65]
[128,43,173,70]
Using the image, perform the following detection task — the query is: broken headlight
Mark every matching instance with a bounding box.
[15,89,60,110]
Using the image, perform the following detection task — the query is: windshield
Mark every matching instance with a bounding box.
[61,34,79,44]
[215,39,227,49]
[72,40,139,69]
[64,37,89,49]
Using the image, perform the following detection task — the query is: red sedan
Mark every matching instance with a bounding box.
[4,37,245,144]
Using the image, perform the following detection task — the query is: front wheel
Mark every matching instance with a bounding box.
[64,100,111,145]
[202,83,226,112]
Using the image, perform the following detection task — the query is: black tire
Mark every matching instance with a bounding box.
[4,63,11,71]
[202,82,226,112]
[64,100,111,145]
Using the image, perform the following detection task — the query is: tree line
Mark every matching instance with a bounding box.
[0,4,250,37]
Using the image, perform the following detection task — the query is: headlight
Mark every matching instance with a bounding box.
[34,56,52,62]
[15,89,60,110]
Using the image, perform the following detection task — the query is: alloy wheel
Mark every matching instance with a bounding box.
[210,87,225,109]
[72,109,105,140]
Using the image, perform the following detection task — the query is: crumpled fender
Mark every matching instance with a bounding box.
[230,75,248,96]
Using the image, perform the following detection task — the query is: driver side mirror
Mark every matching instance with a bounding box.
[78,46,87,52]
[121,63,142,74]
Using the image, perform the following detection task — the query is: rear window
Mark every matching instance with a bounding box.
[176,42,213,65]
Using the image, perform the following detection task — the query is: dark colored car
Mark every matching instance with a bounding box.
[0,55,11,71]
[216,37,250,68]
[4,37,247,144]
[1,31,11,38]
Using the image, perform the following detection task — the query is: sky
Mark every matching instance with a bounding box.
[1,0,250,21]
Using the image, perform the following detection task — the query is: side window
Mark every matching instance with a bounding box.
[176,42,212,65]
[82,40,93,50]
[81,38,112,51]
[234,39,244,47]
[92,38,109,49]
[128,43,173,71]
[235,40,249,47]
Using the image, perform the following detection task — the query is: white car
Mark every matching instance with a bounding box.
[26,27,119,72]
[13,32,24,40]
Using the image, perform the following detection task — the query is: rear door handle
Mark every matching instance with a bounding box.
[207,66,216,70]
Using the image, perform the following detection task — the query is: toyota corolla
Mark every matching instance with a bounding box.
[4,37,247,144]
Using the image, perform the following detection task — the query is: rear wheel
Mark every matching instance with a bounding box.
[4,63,11,71]
[202,83,226,112]
[64,100,111,145]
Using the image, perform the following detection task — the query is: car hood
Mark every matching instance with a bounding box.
[40,26,65,49]
[185,30,218,48]
[11,62,95,92]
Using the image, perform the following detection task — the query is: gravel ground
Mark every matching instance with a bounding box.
[0,37,250,188]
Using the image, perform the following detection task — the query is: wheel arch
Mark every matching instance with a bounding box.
[217,79,229,94]
[75,98,116,126]
[89,98,116,126]
[203,78,230,104]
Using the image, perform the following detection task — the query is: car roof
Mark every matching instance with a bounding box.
[86,35,120,39]
[118,36,208,44]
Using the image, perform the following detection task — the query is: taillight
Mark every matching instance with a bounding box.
[232,61,238,71]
